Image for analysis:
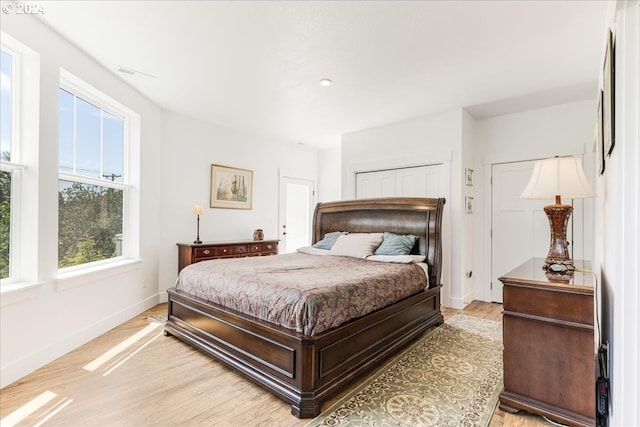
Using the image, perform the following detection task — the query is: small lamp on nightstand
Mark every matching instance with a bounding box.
[520,156,595,272]
[193,204,203,244]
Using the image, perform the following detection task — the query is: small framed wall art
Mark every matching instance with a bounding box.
[210,164,253,209]
[465,196,474,214]
[465,168,474,186]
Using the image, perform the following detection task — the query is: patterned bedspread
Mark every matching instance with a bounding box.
[175,252,428,336]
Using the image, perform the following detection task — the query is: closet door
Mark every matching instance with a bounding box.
[395,164,444,197]
[356,169,396,198]
[356,164,445,199]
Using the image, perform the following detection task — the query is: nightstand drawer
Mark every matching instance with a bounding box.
[250,243,263,253]
[503,284,593,325]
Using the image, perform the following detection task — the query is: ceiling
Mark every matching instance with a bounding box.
[37,1,610,148]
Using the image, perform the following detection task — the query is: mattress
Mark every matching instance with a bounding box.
[175,252,429,335]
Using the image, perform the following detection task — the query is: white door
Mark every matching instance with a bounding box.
[491,161,584,302]
[279,177,315,253]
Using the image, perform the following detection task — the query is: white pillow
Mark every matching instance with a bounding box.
[329,233,383,259]
[366,254,426,264]
[297,246,330,255]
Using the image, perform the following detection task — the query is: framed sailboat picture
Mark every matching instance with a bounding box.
[210,164,253,209]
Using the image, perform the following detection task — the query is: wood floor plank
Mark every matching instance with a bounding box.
[0,302,550,426]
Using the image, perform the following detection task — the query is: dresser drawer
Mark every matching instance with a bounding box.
[503,284,594,325]
[217,244,249,257]
[194,247,217,259]
[178,240,279,273]
[263,242,277,253]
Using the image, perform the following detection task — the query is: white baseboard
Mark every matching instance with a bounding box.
[447,296,469,310]
[158,292,168,303]
[0,293,161,388]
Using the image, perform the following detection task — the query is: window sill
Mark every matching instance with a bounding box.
[55,259,143,292]
[0,281,47,307]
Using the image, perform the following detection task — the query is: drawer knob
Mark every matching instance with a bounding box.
[203,249,210,255]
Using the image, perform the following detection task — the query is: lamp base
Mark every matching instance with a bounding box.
[543,203,574,272]
[543,257,575,272]
[193,239,203,245]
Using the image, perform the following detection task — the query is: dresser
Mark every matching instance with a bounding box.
[177,240,279,273]
[499,258,595,427]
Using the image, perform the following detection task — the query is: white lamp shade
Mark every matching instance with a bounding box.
[520,157,596,200]
[193,204,203,215]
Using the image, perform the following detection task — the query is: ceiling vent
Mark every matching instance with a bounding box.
[117,66,156,80]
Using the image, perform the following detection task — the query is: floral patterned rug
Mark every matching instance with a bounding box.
[305,314,503,427]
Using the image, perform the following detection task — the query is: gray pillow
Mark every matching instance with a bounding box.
[374,232,418,255]
[312,231,348,250]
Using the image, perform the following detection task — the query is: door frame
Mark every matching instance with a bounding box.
[278,174,316,253]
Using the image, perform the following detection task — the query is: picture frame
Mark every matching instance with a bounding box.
[465,196,474,214]
[602,28,615,157]
[210,164,253,209]
[465,168,474,187]
[597,89,605,175]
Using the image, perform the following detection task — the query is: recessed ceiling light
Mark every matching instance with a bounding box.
[319,78,332,87]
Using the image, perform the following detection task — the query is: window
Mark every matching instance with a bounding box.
[1,49,14,280]
[58,74,132,270]
[1,47,20,282]
[1,33,39,286]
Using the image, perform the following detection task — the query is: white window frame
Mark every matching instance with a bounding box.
[58,69,140,274]
[0,37,27,286]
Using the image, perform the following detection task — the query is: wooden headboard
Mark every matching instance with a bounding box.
[312,197,446,288]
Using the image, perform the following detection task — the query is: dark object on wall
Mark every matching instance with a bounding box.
[603,29,615,158]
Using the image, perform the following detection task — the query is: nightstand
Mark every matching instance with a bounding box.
[499,257,595,427]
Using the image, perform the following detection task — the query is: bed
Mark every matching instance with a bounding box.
[164,197,445,418]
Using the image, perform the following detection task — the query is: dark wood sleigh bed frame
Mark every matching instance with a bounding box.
[164,197,445,418]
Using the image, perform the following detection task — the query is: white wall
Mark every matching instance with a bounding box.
[598,1,639,425]
[341,109,463,308]
[157,112,318,297]
[460,110,476,306]
[473,100,597,302]
[317,147,341,202]
[0,16,163,387]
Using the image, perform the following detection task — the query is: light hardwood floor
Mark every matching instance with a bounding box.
[0,301,551,426]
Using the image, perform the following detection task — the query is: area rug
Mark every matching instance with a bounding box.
[305,314,503,427]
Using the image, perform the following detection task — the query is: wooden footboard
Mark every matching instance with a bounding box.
[165,285,443,418]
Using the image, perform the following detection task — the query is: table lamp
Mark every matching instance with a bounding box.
[193,204,203,244]
[520,156,595,272]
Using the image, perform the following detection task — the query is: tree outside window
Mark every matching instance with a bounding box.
[58,88,126,269]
